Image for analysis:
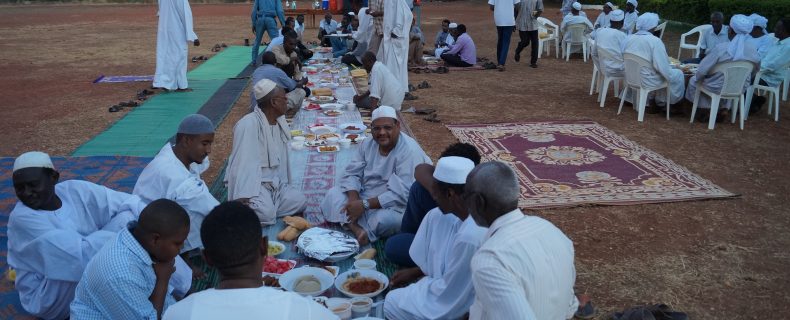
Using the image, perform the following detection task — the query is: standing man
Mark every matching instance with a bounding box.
[153,0,199,91]
[514,0,543,68]
[559,0,573,17]
[251,0,286,65]
[379,0,412,92]
[489,0,520,71]
[623,0,638,34]
[366,0,385,55]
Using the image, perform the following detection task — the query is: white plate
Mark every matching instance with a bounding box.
[334,269,389,298]
[343,133,366,144]
[316,145,340,153]
[340,122,366,134]
[261,258,297,277]
[309,126,337,135]
[320,103,344,110]
[279,267,336,297]
[322,110,344,117]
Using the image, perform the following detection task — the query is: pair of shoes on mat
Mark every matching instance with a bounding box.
[404,92,419,101]
[408,83,417,92]
[423,113,441,123]
[611,304,688,320]
[417,80,431,89]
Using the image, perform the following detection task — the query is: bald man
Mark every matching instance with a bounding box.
[71,199,191,319]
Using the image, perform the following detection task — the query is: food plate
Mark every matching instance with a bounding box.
[317,133,341,140]
[320,103,344,111]
[305,139,326,147]
[310,96,336,102]
[309,125,337,135]
[323,110,343,117]
[317,145,340,153]
[297,228,359,262]
[334,269,389,298]
[340,122,366,134]
[343,133,366,144]
[268,241,285,256]
[262,256,296,276]
[303,103,322,111]
[279,267,335,296]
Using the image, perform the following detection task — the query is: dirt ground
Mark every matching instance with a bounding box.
[1,2,789,318]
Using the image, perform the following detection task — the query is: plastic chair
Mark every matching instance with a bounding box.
[745,61,790,122]
[589,53,601,96]
[618,53,672,122]
[655,21,667,40]
[677,24,710,60]
[537,17,560,59]
[597,48,624,108]
[782,69,789,101]
[689,61,754,130]
[563,23,589,62]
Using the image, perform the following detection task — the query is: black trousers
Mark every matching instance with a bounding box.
[440,52,473,67]
[515,30,540,65]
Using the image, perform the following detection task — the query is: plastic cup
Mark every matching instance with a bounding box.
[293,136,306,142]
[326,299,352,320]
[350,297,373,318]
[353,259,376,270]
[291,141,305,150]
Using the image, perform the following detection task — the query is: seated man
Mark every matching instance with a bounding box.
[591,10,626,77]
[318,13,339,47]
[295,14,305,40]
[425,21,456,58]
[265,26,292,53]
[225,79,307,226]
[560,2,593,55]
[70,199,190,319]
[384,157,487,320]
[384,143,481,267]
[748,13,774,59]
[685,15,760,122]
[749,17,789,114]
[252,52,309,111]
[408,17,425,66]
[332,14,354,57]
[320,106,431,245]
[593,2,613,29]
[134,114,220,276]
[440,24,476,67]
[342,7,372,66]
[622,13,685,108]
[685,12,729,63]
[163,201,338,319]
[353,52,405,110]
[467,162,578,320]
[7,151,188,320]
[271,31,304,81]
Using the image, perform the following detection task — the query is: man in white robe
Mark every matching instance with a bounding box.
[384,157,486,320]
[378,0,412,92]
[431,22,456,58]
[594,2,613,29]
[685,15,760,116]
[560,2,593,54]
[622,0,638,34]
[747,13,775,59]
[353,52,406,110]
[225,79,306,225]
[7,151,190,320]
[153,0,199,91]
[134,114,219,276]
[319,106,430,245]
[591,10,626,77]
[622,12,685,107]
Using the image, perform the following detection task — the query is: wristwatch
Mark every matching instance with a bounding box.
[362,199,370,210]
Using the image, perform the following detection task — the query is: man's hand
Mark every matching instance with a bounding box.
[391,32,399,39]
[343,199,365,222]
[193,39,200,47]
[299,77,309,86]
[152,259,176,281]
[390,267,424,288]
[252,26,256,34]
[366,8,372,15]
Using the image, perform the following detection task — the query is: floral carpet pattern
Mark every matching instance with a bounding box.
[446,121,736,209]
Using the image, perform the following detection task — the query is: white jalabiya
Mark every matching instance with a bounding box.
[225,107,306,225]
[434,35,455,58]
[319,132,430,242]
[747,34,777,59]
[622,31,685,106]
[623,10,638,34]
[153,0,198,90]
[384,209,486,320]
[469,209,578,320]
[7,180,191,320]
[163,286,338,320]
[134,144,219,252]
[561,14,593,54]
[369,61,405,110]
[592,28,627,77]
[594,11,610,29]
[377,0,412,92]
[354,7,373,45]
[685,41,760,109]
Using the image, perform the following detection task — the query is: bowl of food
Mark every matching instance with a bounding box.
[268,240,285,256]
[334,269,389,298]
[323,110,343,117]
[340,122,366,134]
[320,103,344,111]
[279,267,335,296]
[262,256,296,276]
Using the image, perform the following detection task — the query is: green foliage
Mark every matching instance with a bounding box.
[708,0,790,31]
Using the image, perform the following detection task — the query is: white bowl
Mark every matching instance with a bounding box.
[293,136,306,142]
[340,122,366,134]
[320,103,344,110]
[268,240,286,256]
[335,269,389,298]
[279,267,335,296]
[326,298,352,319]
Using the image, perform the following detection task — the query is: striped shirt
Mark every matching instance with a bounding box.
[370,0,384,35]
[469,209,578,320]
[516,0,543,32]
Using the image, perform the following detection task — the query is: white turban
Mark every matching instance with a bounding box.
[449,23,458,29]
[433,156,475,184]
[572,2,582,11]
[610,9,625,22]
[13,151,54,173]
[749,13,768,32]
[604,2,614,9]
[253,79,277,101]
[636,12,659,32]
[372,105,397,121]
[729,14,755,61]
[177,114,214,135]
[626,0,637,7]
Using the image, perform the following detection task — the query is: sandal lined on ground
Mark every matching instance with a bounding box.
[423,113,440,123]
[417,81,431,89]
[404,92,418,101]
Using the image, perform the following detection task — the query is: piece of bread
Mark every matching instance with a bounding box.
[312,88,333,96]
[354,248,376,260]
[283,216,311,230]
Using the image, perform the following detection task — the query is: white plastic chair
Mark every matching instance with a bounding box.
[745,61,790,122]
[563,23,589,62]
[677,24,710,60]
[655,21,667,40]
[689,61,754,130]
[782,69,789,101]
[589,53,601,96]
[618,53,672,122]
[597,48,624,108]
[537,17,560,59]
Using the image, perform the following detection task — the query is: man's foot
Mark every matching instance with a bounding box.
[497,65,506,72]
[530,63,538,68]
[175,88,193,92]
[574,294,595,319]
[348,223,370,246]
[514,52,521,62]
[646,105,662,114]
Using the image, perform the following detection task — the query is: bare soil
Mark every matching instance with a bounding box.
[0,2,788,318]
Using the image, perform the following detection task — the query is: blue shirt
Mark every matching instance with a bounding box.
[71,225,175,320]
[251,0,286,27]
[760,37,790,87]
[252,64,297,94]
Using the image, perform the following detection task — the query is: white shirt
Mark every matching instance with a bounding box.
[469,209,577,320]
[488,0,521,26]
[384,209,487,319]
[701,25,729,52]
[163,286,339,320]
[295,21,305,40]
[368,61,405,110]
[592,27,627,75]
[266,35,284,52]
[594,12,610,29]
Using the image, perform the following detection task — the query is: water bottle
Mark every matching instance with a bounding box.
[285,0,290,9]
[291,1,296,9]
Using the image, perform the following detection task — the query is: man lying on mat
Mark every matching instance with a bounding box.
[225,79,307,226]
[7,151,190,320]
[135,114,220,279]
[353,52,405,110]
[164,202,337,319]
[320,106,431,245]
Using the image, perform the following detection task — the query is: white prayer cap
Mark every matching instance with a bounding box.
[177,114,214,135]
[449,22,458,29]
[604,2,614,9]
[626,0,637,7]
[433,156,475,184]
[253,78,278,101]
[610,9,625,22]
[749,13,768,30]
[348,12,356,16]
[572,2,582,11]
[372,106,397,121]
[636,12,659,31]
[13,151,54,173]
[728,15,755,61]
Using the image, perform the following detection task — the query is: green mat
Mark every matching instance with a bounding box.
[188,46,259,81]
